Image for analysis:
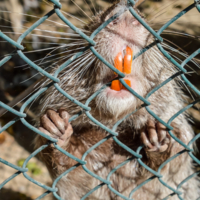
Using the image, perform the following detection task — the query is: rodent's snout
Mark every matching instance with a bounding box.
[93,1,150,93]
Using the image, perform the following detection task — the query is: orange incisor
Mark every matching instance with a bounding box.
[111,80,121,91]
[111,79,131,91]
[111,46,133,91]
[114,52,123,75]
[121,80,131,90]
[124,46,133,74]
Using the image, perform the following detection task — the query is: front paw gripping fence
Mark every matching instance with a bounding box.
[0,0,200,199]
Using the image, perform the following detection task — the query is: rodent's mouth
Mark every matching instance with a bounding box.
[110,46,133,91]
[102,46,134,93]
[103,74,119,85]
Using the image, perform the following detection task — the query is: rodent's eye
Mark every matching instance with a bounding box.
[112,19,119,25]
[105,14,119,26]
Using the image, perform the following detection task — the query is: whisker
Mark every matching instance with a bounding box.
[61,10,87,25]
[168,51,195,72]
[22,47,87,70]
[20,69,46,84]
[177,78,195,101]
[77,57,95,81]
[42,0,53,7]
[162,38,188,57]
[0,80,43,117]
[90,0,97,14]
[161,30,200,40]
[32,30,85,37]
[0,11,88,34]
[20,52,75,83]
[0,10,69,28]
[61,55,94,93]
[148,11,168,23]
[38,44,69,66]
[31,33,86,40]
[150,14,200,25]
[42,49,87,70]
[23,46,67,54]
[0,40,65,45]
[70,0,93,21]
[83,0,94,16]
[60,51,92,79]
[74,54,94,78]
[162,43,200,69]
[148,0,181,22]
[1,31,85,41]
[39,46,87,66]
[14,43,87,68]
[22,54,68,70]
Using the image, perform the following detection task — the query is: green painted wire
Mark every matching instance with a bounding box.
[0,0,200,199]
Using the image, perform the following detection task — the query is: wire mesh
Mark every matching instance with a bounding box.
[0,0,200,199]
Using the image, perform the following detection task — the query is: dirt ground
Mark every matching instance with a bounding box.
[0,131,53,200]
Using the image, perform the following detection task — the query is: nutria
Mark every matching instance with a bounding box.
[34,1,199,199]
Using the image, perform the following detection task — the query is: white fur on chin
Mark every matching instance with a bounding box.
[96,88,137,118]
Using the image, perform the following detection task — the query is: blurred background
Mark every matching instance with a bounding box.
[0,0,200,199]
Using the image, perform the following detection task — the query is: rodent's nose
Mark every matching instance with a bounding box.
[131,18,140,26]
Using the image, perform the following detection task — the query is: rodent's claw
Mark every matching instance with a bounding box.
[140,121,170,153]
[39,109,73,147]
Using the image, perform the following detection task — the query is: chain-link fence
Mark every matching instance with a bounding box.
[1,0,200,199]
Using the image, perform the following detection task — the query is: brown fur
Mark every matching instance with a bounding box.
[34,1,199,199]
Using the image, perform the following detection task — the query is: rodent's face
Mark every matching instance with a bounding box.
[94,2,151,118]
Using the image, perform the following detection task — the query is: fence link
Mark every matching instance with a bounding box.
[0,0,200,199]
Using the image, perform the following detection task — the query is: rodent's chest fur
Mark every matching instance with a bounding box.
[62,126,140,163]
[54,126,162,176]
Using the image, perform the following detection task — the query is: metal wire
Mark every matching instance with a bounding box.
[0,0,200,199]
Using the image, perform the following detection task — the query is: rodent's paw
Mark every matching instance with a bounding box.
[140,121,170,153]
[39,109,73,147]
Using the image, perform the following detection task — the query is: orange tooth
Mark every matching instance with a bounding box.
[124,46,133,74]
[114,52,123,75]
[111,80,121,91]
[121,79,131,90]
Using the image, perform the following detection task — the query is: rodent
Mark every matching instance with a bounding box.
[34,1,200,199]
